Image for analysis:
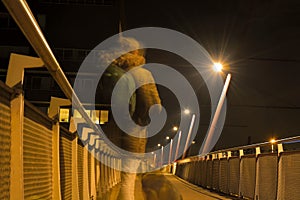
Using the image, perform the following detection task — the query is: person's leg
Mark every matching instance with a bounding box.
[118,127,147,200]
[117,158,140,200]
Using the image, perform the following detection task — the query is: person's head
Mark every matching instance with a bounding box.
[98,37,146,70]
[113,37,146,70]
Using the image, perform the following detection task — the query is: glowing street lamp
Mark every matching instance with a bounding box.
[200,62,231,155]
[270,138,276,153]
[173,126,178,131]
[166,136,170,140]
[184,109,190,115]
[213,62,223,72]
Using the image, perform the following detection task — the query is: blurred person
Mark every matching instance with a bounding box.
[97,37,162,200]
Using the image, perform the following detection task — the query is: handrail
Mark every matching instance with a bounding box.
[2,0,117,154]
[179,135,300,163]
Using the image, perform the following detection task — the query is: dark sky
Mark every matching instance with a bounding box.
[1,0,300,154]
[120,0,300,151]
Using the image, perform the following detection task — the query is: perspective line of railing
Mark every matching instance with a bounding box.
[2,0,118,154]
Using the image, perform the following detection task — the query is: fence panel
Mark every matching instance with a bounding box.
[212,159,220,190]
[59,127,74,200]
[195,160,201,185]
[240,155,256,199]
[200,160,207,187]
[219,158,228,194]
[228,157,240,196]
[77,142,84,200]
[0,82,13,200]
[255,153,277,200]
[23,105,53,200]
[206,160,213,188]
[277,151,300,200]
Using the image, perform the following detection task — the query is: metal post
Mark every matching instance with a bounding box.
[182,114,196,159]
[161,146,164,166]
[69,117,80,200]
[168,139,173,164]
[200,74,231,155]
[6,53,43,199]
[175,131,182,160]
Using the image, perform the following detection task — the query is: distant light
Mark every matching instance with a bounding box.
[166,136,170,140]
[213,62,223,72]
[184,109,190,115]
[157,143,161,147]
[270,138,276,144]
[192,140,196,144]
[151,152,154,154]
[173,126,178,131]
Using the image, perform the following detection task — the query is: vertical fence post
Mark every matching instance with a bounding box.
[49,97,72,200]
[69,117,80,200]
[6,53,44,200]
[89,135,97,200]
[9,92,24,200]
[83,146,90,199]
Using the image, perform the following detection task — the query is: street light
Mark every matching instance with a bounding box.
[270,138,276,153]
[173,126,178,131]
[200,62,231,155]
[182,113,196,159]
[213,62,223,72]
[166,136,170,140]
[184,109,190,115]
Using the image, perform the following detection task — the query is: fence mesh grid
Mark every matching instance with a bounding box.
[255,153,278,200]
[77,144,84,200]
[228,157,240,196]
[212,159,220,190]
[59,129,73,200]
[277,152,300,200]
[219,158,228,194]
[23,117,52,199]
[0,103,11,200]
[239,156,256,199]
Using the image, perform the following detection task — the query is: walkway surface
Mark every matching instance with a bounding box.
[101,173,233,200]
[164,174,232,200]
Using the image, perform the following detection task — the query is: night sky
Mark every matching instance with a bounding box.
[119,0,300,153]
[1,0,300,155]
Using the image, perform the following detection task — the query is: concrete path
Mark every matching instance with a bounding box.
[164,174,232,200]
[100,173,233,200]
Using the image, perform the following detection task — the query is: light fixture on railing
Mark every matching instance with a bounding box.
[270,138,276,153]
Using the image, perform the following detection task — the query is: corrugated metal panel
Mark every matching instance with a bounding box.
[206,160,213,188]
[200,160,207,187]
[23,117,52,200]
[228,157,240,196]
[212,159,220,190]
[240,155,256,199]
[0,103,11,200]
[277,151,300,200]
[219,158,229,194]
[188,162,194,183]
[59,128,73,200]
[77,143,84,200]
[88,152,91,196]
[255,153,277,200]
[195,161,201,185]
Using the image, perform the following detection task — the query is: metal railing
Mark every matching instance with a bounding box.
[173,136,300,199]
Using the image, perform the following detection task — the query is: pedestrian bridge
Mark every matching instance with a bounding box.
[1,1,300,199]
[1,79,300,200]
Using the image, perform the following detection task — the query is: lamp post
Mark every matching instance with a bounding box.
[270,138,276,153]
[182,113,196,159]
[200,62,232,155]
[174,131,182,161]
[168,138,173,164]
[161,146,164,166]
